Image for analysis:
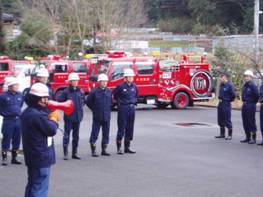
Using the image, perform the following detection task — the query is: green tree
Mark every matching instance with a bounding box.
[144,0,263,34]
[5,10,53,59]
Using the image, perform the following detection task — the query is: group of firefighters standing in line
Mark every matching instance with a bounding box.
[216,70,263,145]
[0,67,138,197]
[2,66,263,197]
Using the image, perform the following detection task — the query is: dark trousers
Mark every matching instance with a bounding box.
[242,103,257,134]
[25,167,50,197]
[117,104,135,141]
[217,102,232,129]
[260,104,263,136]
[1,118,21,151]
[90,120,110,145]
[63,121,80,148]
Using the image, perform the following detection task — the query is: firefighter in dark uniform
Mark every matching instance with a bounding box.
[21,83,59,197]
[215,72,236,140]
[113,68,138,154]
[258,83,263,145]
[86,74,112,157]
[240,70,259,144]
[0,77,23,166]
[57,73,84,160]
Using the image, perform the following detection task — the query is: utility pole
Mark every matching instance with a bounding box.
[254,0,262,63]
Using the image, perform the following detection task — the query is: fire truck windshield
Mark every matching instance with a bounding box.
[72,63,88,73]
[51,63,68,73]
[111,62,133,81]
[99,61,110,74]
[160,60,179,72]
[91,60,111,76]
[0,63,9,71]
[13,64,35,77]
[135,62,154,75]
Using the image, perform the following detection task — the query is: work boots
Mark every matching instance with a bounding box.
[72,147,81,160]
[124,141,136,154]
[2,151,7,166]
[101,144,111,156]
[11,150,22,165]
[215,127,225,139]
[116,140,123,155]
[63,146,69,160]
[240,133,251,143]
[90,144,99,157]
[257,140,263,146]
[257,133,263,145]
[248,132,257,144]
[225,128,233,140]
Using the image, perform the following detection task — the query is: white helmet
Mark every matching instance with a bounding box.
[124,68,135,77]
[68,72,80,81]
[36,68,49,77]
[98,73,109,82]
[244,70,254,77]
[5,76,19,87]
[29,83,49,97]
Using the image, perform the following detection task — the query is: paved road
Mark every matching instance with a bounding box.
[1,106,263,197]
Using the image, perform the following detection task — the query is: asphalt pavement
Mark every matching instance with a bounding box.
[0,106,263,197]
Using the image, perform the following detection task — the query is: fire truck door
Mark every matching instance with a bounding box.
[0,62,10,92]
[72,62,89,92]
[134,62,158,97]
[50,62,69,86]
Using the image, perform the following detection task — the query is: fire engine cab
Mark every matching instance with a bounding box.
[0,56,35,93]
[35,59,92,96]
[35,52,126,97]
[89,54,213,109]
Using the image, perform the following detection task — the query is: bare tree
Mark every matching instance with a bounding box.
[89,0,147,49]
[21,0,147,55]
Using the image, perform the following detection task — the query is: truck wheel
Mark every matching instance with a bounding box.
[172,92,190,109]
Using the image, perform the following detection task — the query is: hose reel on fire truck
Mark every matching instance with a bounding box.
[190,71,213,98]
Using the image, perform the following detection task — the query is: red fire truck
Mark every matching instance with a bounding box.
[31,52,126,97]
[89,55,213,109]
[39,55,64,65]
[38,59,92,96]
[43,53,213,109]
[0,56,35,93]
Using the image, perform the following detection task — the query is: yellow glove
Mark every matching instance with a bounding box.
[49,110,60,123]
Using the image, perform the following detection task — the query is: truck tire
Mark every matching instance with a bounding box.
[172,92,190,109]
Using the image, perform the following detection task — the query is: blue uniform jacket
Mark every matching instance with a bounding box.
[242,81,259,103]
[259,84,263,103]
[113,82,138,106]
[56,86,84,122]
[218,82,236,102]
[0,91,23,118]
[86,87,112,122]
[21,106,58,168]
